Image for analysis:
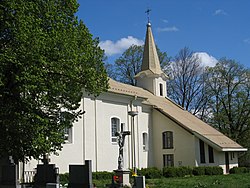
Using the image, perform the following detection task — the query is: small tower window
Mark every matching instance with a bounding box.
[159,83,163,96]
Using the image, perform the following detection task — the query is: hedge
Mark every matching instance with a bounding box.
[138,167,162,179]
[192,167,206,176]
[59,166,225,183]
[92,171,115,180]
[204,166,223,175]
[163,167,192,178]
[229,167,249,174]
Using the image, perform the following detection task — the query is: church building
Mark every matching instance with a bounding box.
[24,21,246,177]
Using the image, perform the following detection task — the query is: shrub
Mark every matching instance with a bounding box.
[229,167,249,174]
[163,167,177,178]
[204,166,223,175]
[177,166,192,177]
[92,171,115,180]
[59,173,69,186]
[138,167,162,179]
[192,167,205,176]
[163,167,192,178]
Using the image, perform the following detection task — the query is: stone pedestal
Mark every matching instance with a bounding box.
[114,169,131,187]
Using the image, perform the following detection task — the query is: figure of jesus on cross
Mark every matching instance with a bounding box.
[115,129,130,170]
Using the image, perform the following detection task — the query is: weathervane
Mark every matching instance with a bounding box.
[145,8,152,24]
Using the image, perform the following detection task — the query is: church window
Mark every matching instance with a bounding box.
[111,117,120,143]
[59,111,73,144]
[159,83,163,96]
[199,140,206,163]
[142,132,148,151]
[163,154,174,167]
[208,145,214,163]
[162,131,173,149]
[64,127,73,143]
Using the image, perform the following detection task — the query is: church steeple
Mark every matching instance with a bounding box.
[135,21,168,97]
[141,23,164,75]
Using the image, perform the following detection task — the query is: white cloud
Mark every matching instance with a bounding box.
[99,36,144,56]
[243,38,250,44]
[157,26,179,32]
[193,52,218,67]
[162,19,169,23]
[213,9,227,16]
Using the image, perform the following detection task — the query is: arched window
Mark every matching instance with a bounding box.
[111,117,120,143]
[142,132,148,151]
[162,131,173,149]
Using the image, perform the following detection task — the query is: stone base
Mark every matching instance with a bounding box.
[114,169,131,187]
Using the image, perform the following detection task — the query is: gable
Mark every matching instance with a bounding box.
[108,78,247,152]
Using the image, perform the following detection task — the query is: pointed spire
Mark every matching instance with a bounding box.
[140,23,164,75]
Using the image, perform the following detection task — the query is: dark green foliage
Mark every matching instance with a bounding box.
[163,167,177,178]
[0,0,108,162]
[229,167,249,174]
[192,167,206,176]
[138,167,162,179]
[92,171,115,180]
[163,166,222,178]
[163,167,193,178]
[59,173,69,186]
[177,166,193,177]
[204,166,223,175]
[205,60,250,157]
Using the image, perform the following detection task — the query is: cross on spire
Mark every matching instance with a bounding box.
[145,8,152,24]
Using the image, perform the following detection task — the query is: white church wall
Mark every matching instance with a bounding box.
[83,93,151,172]
[136,105,152,169]
[137,77,154,95]
[194,137,239,174]
[83,95,129,171]
[24,100,85,174]
[49,113,85,173]
[152,110,196,169]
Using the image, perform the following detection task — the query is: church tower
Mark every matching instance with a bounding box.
[135,22,168,97]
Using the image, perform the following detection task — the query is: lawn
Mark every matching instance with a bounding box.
[93,173,250,188]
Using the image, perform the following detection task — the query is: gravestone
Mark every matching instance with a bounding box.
[34,164,59,188]
[0,157,20,188]
[68,160,93,188]
[134,176,145,188]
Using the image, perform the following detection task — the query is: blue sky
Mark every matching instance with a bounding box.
[77,0,250,68]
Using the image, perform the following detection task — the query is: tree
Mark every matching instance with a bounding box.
[205,59,250,166]
[108,44,170,85]
[0,0,108,162]
[167,47,208,118]
[205,59,250,141]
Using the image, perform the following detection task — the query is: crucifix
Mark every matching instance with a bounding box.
[145,8,152,23]
[115,124,130,170]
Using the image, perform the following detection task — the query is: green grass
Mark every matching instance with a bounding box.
[93,173,250,188]
[148,173,250,188]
